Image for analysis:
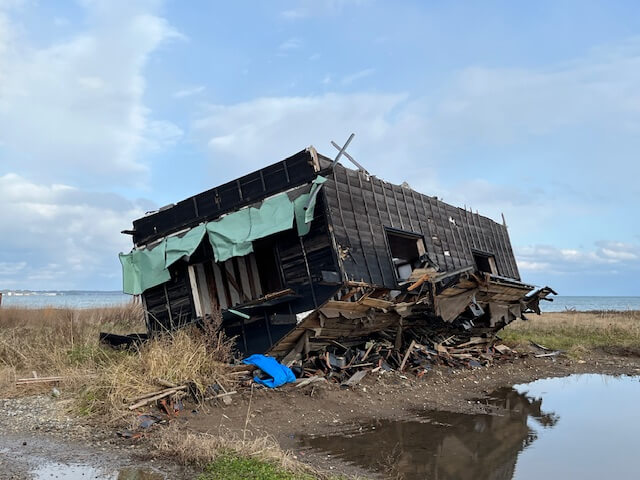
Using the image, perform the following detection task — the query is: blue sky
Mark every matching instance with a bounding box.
[1,0,639,295]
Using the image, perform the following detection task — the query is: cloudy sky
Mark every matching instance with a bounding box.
[1,0,639,295]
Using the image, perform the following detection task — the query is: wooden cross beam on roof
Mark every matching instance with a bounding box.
[330,137,370,175]
[329,133,369,175]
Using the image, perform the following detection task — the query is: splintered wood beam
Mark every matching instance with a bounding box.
[330,140,369,174]
[330,133,355,168]
[399,340,416,372]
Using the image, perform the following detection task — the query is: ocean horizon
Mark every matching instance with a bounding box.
[1,290,639,312]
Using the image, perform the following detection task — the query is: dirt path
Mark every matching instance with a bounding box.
[1,352,639,479]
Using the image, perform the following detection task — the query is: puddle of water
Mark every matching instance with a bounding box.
[117,467,165,480]
[300,374,640,479]
[31,462,109,479]
[31,463,164,480]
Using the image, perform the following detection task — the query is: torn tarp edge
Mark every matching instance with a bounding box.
[121,178,325,295]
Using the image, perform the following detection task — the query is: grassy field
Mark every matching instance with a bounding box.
[501,310,640,357]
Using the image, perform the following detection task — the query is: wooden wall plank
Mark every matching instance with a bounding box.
[212,262,229,310]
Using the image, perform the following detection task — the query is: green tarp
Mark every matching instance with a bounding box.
[206,208,254,263]
[120,177,327,294]
[294,176,327,236]
[119,240,171,295]
[165,224,206,268]
[206,192,294,263]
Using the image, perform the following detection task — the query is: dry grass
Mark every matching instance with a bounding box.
[501,310,640,357]
[152,424,346,480]
[153,424,303,470]
[0,304,236,421]
[0,303,144,375]
[80,327,235,419]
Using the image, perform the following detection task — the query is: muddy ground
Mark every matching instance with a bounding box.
[2,351,639,479]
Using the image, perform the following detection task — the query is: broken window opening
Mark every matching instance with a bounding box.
[385,228,427,282]
[473,251,497,274]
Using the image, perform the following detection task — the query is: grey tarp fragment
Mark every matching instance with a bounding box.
[294,176,327,236]
[119,240,170,295]
[165,224,207,268]
[206,192,294,263]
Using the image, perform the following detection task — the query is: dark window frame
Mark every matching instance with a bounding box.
[472,249,498,274]
[383,227,427,284]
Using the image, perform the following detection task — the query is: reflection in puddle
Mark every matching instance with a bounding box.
[117,468,164,480]
[300,374,640,479]
[30,463,164,480]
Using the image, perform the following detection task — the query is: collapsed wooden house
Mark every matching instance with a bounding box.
[119,146,554,360]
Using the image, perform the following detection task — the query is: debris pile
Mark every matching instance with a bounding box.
[283,328,516,388]
[120,377,237,438]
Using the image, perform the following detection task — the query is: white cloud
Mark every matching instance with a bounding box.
[435,40,640,146]
[278,37,302,53]
[0,261,26,275]
[341,68,375,85]
[0,0,182,186]
[279,0,370,20]
[53,16,69,27]
[191,39,640,190]
[280,9,308,20]
[516,241,640,276]
[0,173,149,289]
[173,85,205,98]
[192,92,437,182]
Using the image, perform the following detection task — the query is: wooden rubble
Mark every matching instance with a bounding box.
[257,267,552,387]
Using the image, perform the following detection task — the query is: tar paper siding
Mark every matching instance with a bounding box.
[324,164,520,288]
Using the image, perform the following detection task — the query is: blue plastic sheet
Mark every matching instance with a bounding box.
[242,354,296,388]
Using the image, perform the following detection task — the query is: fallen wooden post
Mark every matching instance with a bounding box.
[128,386,187,410]
[16,376,65,385]
[204,391,238,401]
[295,376,326,388]
[128,385,187,404]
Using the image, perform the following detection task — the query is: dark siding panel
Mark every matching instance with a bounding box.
[143,265,195,333]
[323,163,521,286]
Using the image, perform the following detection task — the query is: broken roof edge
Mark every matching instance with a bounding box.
[131,180,320,250]
[141,145,323,220]
[127,143,512,248]
[129,147,325,246]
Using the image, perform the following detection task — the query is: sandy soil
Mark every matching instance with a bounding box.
[1,351,639,479]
